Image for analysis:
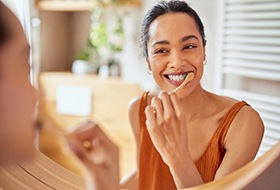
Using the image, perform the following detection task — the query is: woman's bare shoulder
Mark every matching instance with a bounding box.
[209,92,239,105]
[213,94,264,178]
[233,102,264,131]
[129,96,141,113]
[211,92,263,124]
[205,91,240,114]
[223,96,264,152]
[128,95,143,144]
[128,91,155,113]
[207,92,263,130]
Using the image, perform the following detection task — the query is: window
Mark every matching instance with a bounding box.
[215,0,280,157]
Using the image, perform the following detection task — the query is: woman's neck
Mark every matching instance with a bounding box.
[180,84,214,122]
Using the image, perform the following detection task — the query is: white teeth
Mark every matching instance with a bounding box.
[168,74,187,82]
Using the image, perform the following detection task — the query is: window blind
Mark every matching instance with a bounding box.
[216,0,280,157]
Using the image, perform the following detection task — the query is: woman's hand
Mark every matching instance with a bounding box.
[66,120,120,190]
[145,92,203,188]
[145,92,190,167]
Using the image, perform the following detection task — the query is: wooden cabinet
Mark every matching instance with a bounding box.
[38,72,142,177]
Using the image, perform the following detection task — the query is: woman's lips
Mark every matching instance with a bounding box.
[164,72,192,86]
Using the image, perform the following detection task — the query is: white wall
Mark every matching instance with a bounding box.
[120,5,155,91]
[186,0,219,92]
[120,0,219,92]
[2,0,31,45]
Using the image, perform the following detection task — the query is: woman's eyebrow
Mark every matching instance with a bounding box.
[152,40,169,47]
[180,35,199,43]
[152,35,199,47]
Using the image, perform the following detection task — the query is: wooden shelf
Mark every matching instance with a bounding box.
[115,0,142,7]
[36,0,142,11]
[36,0,96,12]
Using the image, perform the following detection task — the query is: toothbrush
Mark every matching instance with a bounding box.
[172,72,194,94]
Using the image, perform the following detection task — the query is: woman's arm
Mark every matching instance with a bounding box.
[120,97,141,189]
[145,92,264,188]
[145,92,204,188]
[214,105,264,179]
[120,168,137,189]
[169,105,264,188]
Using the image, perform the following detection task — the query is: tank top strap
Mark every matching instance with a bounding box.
[215,101,249,146]
[139,91,149,128]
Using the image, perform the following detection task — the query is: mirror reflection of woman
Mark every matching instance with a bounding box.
[121,1,264,189]
[0,0,264,190]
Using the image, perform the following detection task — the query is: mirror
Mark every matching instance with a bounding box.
[35,0,280,177]
[1,0,279,189]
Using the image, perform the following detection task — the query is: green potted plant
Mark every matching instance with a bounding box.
[72,2,125,76]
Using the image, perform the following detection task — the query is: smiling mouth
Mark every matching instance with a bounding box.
[164,72,191,82]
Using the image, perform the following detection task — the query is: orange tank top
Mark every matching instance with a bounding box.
[137,92,249,190]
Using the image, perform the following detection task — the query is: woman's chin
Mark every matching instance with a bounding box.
[25,147,36,161]
[176,90,191,99]
[0,153,34,166]
[9,145,36,165]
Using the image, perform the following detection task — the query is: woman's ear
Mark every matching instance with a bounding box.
[146,58,151,71]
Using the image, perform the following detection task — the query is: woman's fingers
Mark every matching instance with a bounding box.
[68,120,97,141]
[68,120,114,152]
[151,96,163,121]
[67,135,92,163]
[66,120,120,190]
[67,120,97,152]
[147,91,181,125]
[159,91,174,110]
[144,92,189,167]
[67,120,118,167]
[145,105,156,126]
[169,92,183,118]
[159,92,177,123]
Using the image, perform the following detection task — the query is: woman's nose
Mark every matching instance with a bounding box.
[169,51,186,69]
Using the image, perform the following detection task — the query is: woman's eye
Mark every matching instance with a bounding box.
[183,45,197,50]
[154,49,167,54]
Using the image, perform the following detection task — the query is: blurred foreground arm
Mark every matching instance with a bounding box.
[67,120,120,190]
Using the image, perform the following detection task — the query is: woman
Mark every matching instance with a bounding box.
[0,2,119,189]
[0,0,37,165]
[121,0,264,189]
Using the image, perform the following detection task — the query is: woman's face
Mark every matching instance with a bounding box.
[0,3,38,164]
[146,12,205,97]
